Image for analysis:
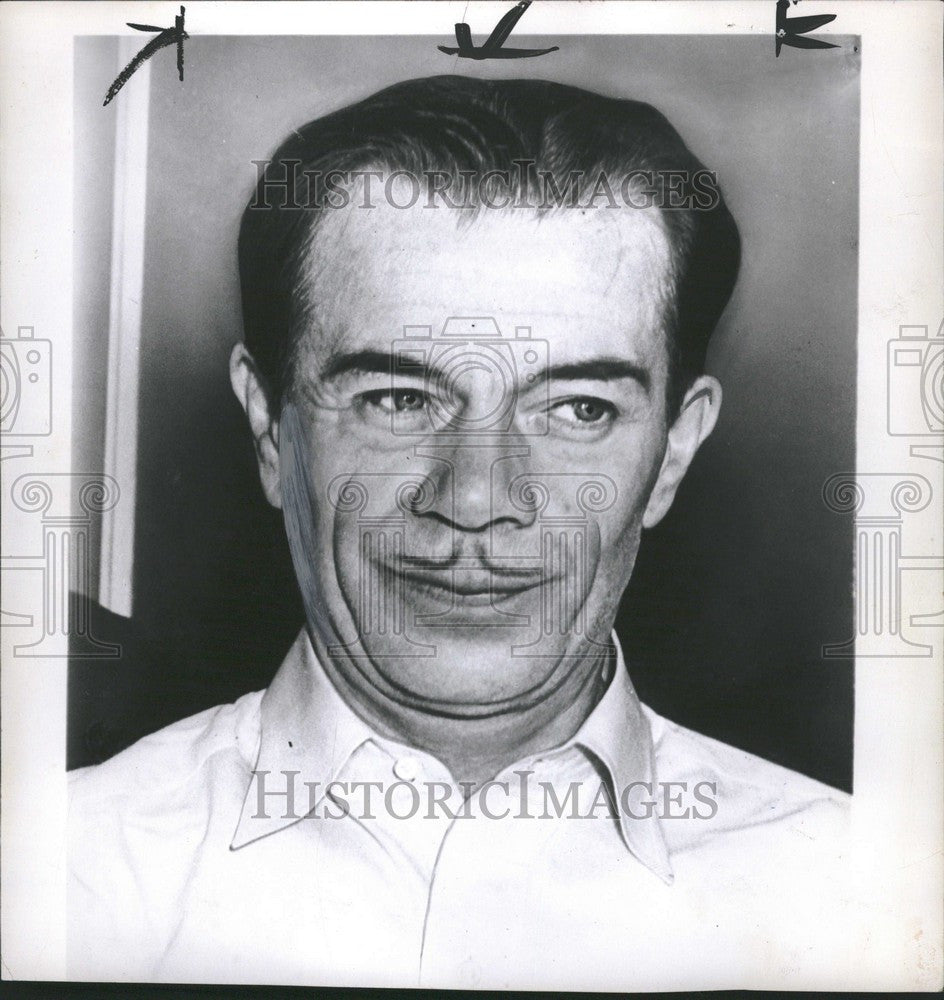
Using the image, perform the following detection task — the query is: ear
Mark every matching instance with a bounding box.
[643,375,721,529]
[230,343,282,509]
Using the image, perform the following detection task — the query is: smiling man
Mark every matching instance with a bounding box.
[68,76,849,988]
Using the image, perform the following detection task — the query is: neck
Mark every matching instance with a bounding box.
[312,635,614,789]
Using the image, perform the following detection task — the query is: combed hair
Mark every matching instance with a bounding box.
[238,75,741,416]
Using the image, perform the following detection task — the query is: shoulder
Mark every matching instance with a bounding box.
[68,689,264,880]
[69,689,264,814]
[641,707,856,970]
[66,690,264,978]
[642,703,849,845]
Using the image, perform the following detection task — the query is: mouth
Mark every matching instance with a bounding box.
[392,564,547,607]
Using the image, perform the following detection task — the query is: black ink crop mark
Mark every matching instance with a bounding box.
[775,0,838,57]
[438,0,559,60]
[104,5,188,106]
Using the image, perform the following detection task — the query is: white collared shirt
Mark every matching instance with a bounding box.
[67,630,850,989]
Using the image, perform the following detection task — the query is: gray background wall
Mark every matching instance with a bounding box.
[71,34,858,788]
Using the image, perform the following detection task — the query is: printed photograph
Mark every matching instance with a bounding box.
[62,24,864,990]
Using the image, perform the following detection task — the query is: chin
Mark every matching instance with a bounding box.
[351,627,574,713]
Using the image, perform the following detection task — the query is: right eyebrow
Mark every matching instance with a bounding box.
[320,349,457,384]
[320,350,395,381]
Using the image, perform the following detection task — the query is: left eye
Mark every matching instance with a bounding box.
[570,399,610,423]
[551,397,616,428]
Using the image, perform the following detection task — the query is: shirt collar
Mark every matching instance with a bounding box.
[231,629,673,883]
[230,630,374,850]
[567,637,674,883]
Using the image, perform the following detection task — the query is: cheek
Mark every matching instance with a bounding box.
[594,494,645,580]
[591,436,666,561]
[279,405,349,570]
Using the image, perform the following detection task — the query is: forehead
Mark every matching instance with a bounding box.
[297,198,674,368]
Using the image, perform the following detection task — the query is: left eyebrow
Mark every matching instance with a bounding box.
[533,359,651,393]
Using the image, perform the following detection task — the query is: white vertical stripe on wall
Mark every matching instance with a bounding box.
[99,38,150,619]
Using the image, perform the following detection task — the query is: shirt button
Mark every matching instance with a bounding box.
[393,756,420,782]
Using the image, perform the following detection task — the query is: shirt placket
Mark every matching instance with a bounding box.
[333,741,460,980]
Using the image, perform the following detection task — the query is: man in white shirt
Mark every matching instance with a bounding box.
[68,75,849,988]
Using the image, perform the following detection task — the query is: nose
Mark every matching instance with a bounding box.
[414,437,536,533]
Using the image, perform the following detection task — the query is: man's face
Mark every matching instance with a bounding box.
[242,196,717,717]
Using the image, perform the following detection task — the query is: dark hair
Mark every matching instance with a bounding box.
[238,75,740,417]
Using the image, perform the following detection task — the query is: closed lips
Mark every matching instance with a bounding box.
[393,566,546,598]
